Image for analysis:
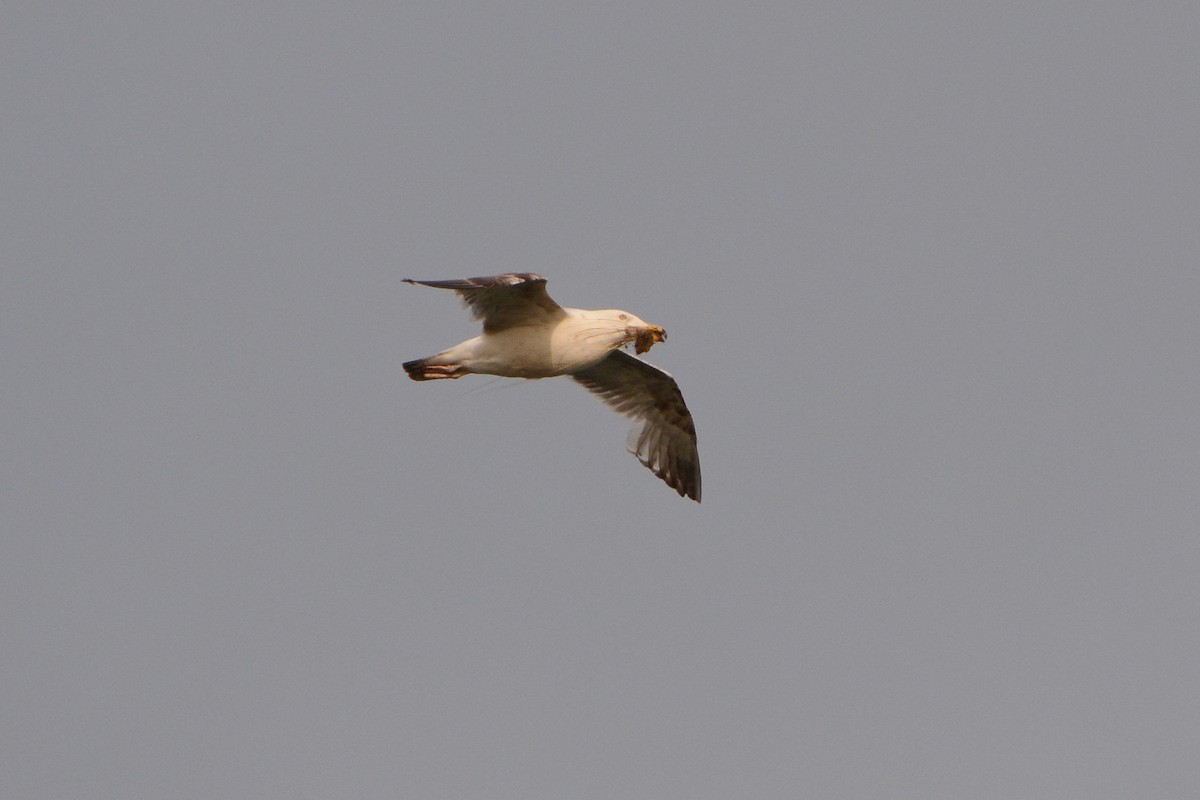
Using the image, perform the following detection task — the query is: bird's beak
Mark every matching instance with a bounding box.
[635,325,667,354]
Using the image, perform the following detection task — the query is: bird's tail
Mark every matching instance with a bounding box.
[403,357,468,381]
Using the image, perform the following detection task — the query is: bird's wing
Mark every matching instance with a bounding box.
[572,350,701,502]
[403,273,565,333]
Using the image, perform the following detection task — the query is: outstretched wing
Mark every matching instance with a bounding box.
[403,273,565,333]
[572,350,701,502]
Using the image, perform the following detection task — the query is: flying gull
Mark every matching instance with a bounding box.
[402,274,701,501]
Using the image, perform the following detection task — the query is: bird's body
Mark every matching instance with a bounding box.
[402,273,701,501]
[406,307,649,379]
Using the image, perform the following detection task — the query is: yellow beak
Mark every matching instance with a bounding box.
[635,325,667,354]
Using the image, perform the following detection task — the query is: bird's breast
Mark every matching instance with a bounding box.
[549,318,627,373]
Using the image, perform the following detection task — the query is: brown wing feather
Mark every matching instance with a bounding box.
[403,273,565,332]
[572,350,701,502]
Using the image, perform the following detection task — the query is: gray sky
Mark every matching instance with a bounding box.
[5,2,1199,798]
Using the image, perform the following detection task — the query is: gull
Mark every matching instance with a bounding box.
[402,273,700,501]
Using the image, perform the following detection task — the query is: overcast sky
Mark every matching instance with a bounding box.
[5,2,1200,798]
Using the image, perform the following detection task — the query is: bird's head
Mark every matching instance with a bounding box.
[574,309,667,354]
[607,310,666,354]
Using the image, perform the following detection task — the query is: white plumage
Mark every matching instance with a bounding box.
[402,274,701,502]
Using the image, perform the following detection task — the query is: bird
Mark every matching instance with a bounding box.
[402,273,700,501]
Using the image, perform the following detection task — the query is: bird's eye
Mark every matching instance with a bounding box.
[619,314,627,320]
